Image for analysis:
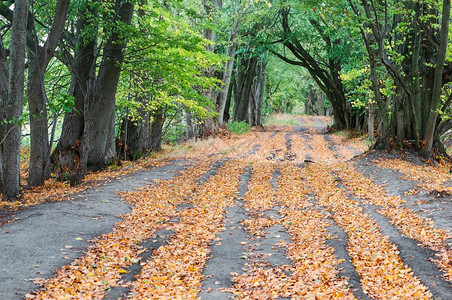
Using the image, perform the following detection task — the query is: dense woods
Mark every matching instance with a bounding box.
[0,0,451,200]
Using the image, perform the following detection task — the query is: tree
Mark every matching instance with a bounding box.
[274,5,357,130]
[115,0,221,151]
[0,0,28,200]
[56,0,97,182]
[216,16,240,125]
[87,0,134,170]
[26,0,70,186]
[56,0,220,181]
[55,0,134,179]
[348,0,451,153]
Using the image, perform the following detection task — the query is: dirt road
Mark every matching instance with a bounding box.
[1,116,451,299]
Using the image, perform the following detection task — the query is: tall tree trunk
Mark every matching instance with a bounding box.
[199,0,222,135]
[27,0,70,186]
[87,0,134,171]
[137,98,152,153]
[424,0,451,151]
[0,0,28,199]
[395,96,406,145]
[356,23,390,148]
[368,102,375,141]
[27,61,52,186]
[217,18,239,125]
[184,110,196,140]
[150,106,164,152]
[57,3,97,181]
[223,80,233,123]
[0,38,7,195]
[119,117,141,160]
[247,59,266,126]
[233,56,258,122]
[305,86,317,115]
[317,90,325,115]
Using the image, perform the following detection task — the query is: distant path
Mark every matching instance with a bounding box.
[295,115,330,133]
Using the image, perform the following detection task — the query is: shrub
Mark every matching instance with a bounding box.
[226,121,251,135]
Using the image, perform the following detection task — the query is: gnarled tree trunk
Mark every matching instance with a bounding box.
[273,8,353,130]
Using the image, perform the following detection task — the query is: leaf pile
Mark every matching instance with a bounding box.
[229,161,354,298]
[306,163,432,298]
[278,164,353,298]
[0,155,165,212]
[243,162,276,211]
[30,158,214,299]
[128,159,245,298]
[309,134,337,163]
[377,158,452,196]
[289,135,310,163]
[337,163,452,281]
[249,132,287,161]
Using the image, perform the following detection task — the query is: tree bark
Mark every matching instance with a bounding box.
[150,106,164,152]
[184,110,196,140]
[27,0,70,186]
[87,0,134,171]
[368,102,375,141]
[233,56,258,122]
[27,62,52,186]
[119,117,141,160]
[57,3,97,181]
[0,38,8,195]
[248,59,266,126]
[424,0,451,151]
[137,98,152,153]
[0,0,28,199]
[223,80,233,123]
[217,18,239,125]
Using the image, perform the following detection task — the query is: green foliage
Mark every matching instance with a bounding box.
[227,121,251,135]
[263,55,306,115]
[162,116,186,145]
[340,67,371,113]
[116,0,223,124]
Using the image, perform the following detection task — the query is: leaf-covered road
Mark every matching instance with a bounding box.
[1,116,452,299]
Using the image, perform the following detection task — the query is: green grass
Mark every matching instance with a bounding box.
[226,121,251,135]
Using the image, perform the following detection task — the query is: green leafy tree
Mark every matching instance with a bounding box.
[116,0,222,157]
[348,0,451,154]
